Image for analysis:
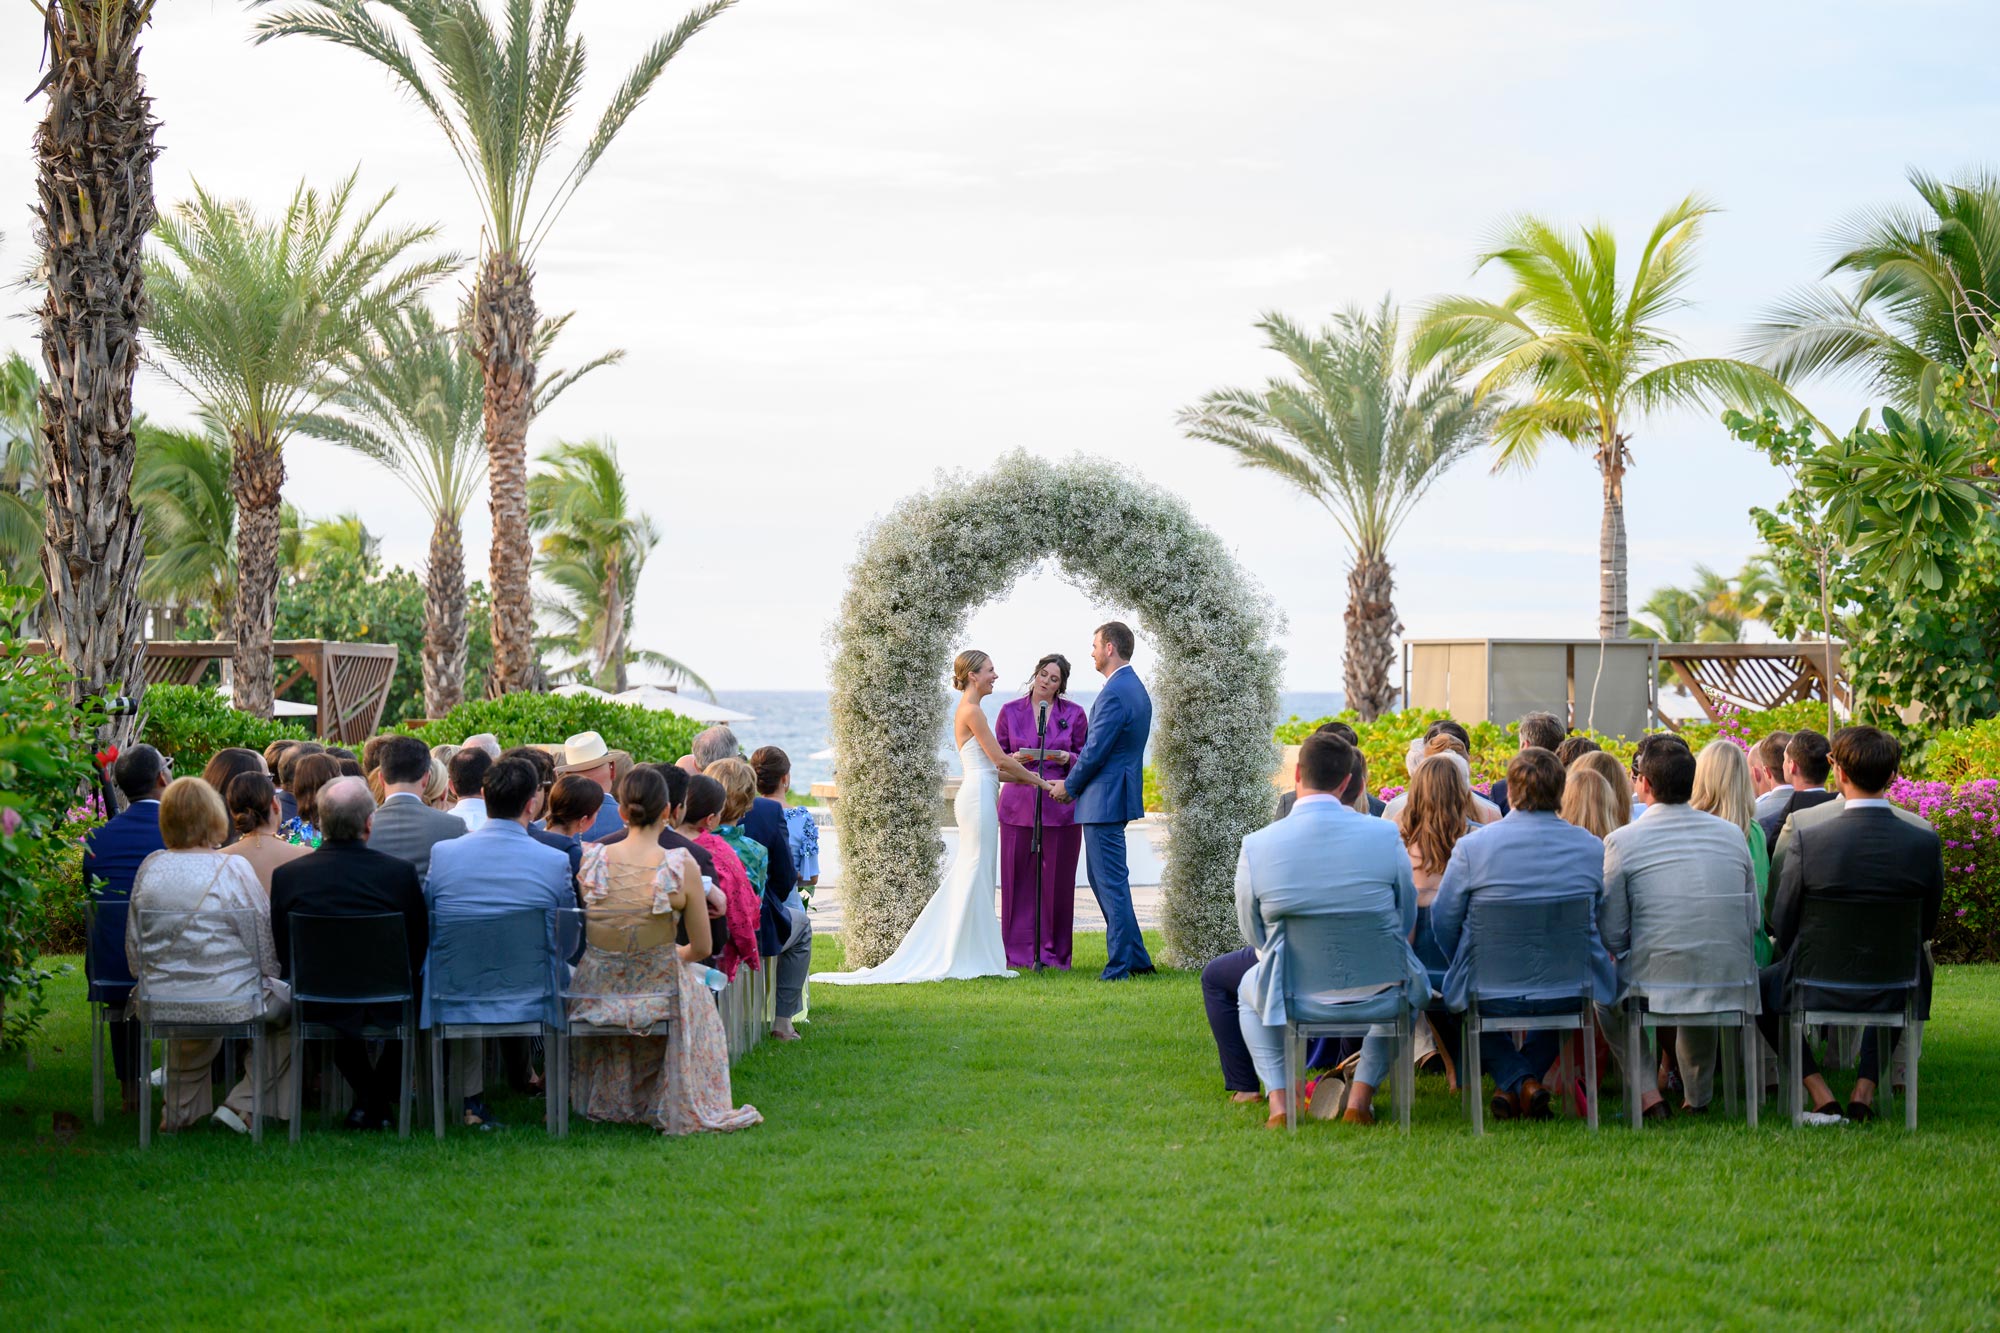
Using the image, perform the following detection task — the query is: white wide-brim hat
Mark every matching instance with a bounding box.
[556,729,630,775]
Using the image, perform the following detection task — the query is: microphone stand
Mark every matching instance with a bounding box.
[1032,700,1048,972]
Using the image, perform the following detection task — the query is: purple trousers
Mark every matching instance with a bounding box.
[1000,822,1081,969]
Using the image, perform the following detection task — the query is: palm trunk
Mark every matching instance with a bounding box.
[1343,552,1400,722]
[423,511,468,720]
[602,572,628,693]
[229,426,284,717]
[1598,443,1629,639]
[33,0,159,744]
[475,248,538,697]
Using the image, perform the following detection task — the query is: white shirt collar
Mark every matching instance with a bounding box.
[1106,662,1132,682]
[1845,797,1891,810]
[382,791,424,804]
[132,799,160,807]
[1767,783,1793,795]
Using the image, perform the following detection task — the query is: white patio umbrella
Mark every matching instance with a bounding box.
[611,684,754,724]
[552,683,614,701]
[214,686,317,719]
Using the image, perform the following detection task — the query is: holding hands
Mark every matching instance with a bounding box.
[1049,780,1071,804]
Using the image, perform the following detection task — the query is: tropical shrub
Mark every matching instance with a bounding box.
[137,684,308,770]
[1676,700,1835,755]
[1926,717,2000,786]
[400,692,703,763]
[28,795,103,955]
[1885,777,2000,962]
[1276,708,1634,792]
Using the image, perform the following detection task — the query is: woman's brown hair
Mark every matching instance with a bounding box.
[749,746,791,797]
[1402,755,1475,875]
[549,774,606,827]
[1559,767,1623,839]
[290,752,342,827]
[225,772,280,836]
[952,649,991,691]
[615,765,669,829]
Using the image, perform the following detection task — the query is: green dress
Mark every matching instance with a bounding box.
[1747,825,1773,967]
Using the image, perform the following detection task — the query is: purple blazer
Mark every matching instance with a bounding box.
[994,695,1088,829]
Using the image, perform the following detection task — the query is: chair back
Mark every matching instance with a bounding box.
[1624,890,1758,1008]
[84,896,136,1002]
[288,912,413,1005]
[1792,896,1923,995]
[1280,908,1410,1013]
[130,906,266,1013]
[1462,891,1597,1003]
[428,907,558,1024]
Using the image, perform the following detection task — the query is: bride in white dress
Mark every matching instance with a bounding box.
[816,650,1054,985]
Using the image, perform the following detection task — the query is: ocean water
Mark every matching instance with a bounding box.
[711,689,1347,791]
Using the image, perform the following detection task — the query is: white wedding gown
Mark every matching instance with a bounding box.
[815,735,1016,985]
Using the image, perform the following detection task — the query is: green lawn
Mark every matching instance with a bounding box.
[4,939,1997,1330]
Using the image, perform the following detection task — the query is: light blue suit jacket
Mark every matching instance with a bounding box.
[422,819,572,1025]
[1429,810,1617,1011]
[1236,796,1424,1026]
[1066,664,1149,825]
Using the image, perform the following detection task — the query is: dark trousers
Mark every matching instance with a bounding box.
[333,1038,404,1116]
[1000,823,1080,969]
[1200,946,1354,1093]
[1755,965,1905,1084]
[108,1014,141,1087]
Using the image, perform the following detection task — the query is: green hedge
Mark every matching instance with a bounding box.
[136,684,310,769]
[399,692,706,764]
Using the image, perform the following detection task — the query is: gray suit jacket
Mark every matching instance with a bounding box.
[367,793,467,884]
[1769,793,1931,891]
[1600,803,1758,1013]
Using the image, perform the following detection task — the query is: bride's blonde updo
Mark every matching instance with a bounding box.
[952,649,991,691]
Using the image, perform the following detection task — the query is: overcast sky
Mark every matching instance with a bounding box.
[2,1,1992,690]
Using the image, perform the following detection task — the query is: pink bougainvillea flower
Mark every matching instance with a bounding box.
[0,807,20,835]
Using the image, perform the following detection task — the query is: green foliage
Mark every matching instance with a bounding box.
[0,588,103,1050]
[136,684,308,770]
[400,692,703,763]
[1926,718,2000,786]
[1675,701,1835,753]
[0,352,43,591]
[1274,708,1635,792]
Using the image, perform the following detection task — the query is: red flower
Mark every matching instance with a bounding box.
[95,744,119,769]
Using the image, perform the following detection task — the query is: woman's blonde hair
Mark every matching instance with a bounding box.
[1572,751,1633,829]
[423,756,450,806]
[952,649,991,691]
[1559,767,1623,840]
[1692,739,1758,833]
[1403,756,1475,875]
[159,776,229,850]
[706,757,758,824]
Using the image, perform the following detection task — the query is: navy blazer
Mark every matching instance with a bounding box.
[81,801,165,1003]
[742,796,799,957]
[1067,666,1150,825]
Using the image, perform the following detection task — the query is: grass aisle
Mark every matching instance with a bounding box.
[4,940,1998,1329]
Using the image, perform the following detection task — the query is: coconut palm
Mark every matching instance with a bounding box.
[254,0,738,696]
[1748,170,2000,410]
[142,173,455,715]
[0,352,43,590]
[1178,299,1494,719]
[295,511,380,570]
[1413,197,1798,638]
[299,305,618,714]
[527,438,710,696]
[31,2,159,733]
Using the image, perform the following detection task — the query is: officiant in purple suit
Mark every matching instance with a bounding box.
[995,654,1088,969]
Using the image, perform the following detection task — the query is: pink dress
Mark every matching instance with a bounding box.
[567,844,761,1135]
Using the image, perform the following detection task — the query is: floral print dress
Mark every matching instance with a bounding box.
[567,843,760,1135]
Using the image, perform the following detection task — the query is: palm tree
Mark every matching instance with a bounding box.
[142,173,455,715]
[0,352,44,590]
[527,438,710,696]
[32,2,159,736]
[1413,197,1797,638]
[295,511,380,569]
[1178,300,1494,719]
[254,0,738,696]
[1749,170,2000,410]
[299,305,618,715]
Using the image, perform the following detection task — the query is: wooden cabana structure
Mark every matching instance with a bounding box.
[1655,642,1846,727]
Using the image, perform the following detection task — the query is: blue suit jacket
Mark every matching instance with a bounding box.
[422,820,573,1025]
[81,801,164,1002]
[1066,666,1150,826]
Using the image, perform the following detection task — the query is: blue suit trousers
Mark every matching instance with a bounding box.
[1082,821,1152,980]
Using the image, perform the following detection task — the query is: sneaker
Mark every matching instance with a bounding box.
[462,1099,505,1131]
[1801,1110,1846,1126]
[211,1106,249,1135]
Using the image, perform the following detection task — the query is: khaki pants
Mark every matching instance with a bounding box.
[159,997,295,1132]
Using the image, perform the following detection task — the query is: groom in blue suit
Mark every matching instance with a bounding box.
[1052,621,1156,980]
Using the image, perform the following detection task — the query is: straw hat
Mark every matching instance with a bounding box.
[556,730,629,775]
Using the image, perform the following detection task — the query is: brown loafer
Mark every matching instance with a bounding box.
[1489,1089,1520,1121]
[1341,1105,1376,1126]
[1521,1077,1553,1121]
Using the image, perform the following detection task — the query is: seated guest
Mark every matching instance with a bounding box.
[424,757,574,1128]
[1573,749,1636,827]
[423,756,453,811]
[1757,729,1835,856]
[1229,732,1424,1127]
[569,767,762,1134]
[732,753,810,1041]
[361,734,391,778]
[461,732,502,760]
[1402,753,1482,1088]
[430,742,461,772]
[554,731,626,841]
[1560,768,1626,840]
[84,745,171,1113]
[335,756,363,777]
[1749,731,1795,821]
[367,734,467,883]
[1691,740,1773,965]
[505,745,579,882]
[752,746,821,894]
[545,774,607,840]
[1383,724,1501,826]
[221,772,311,897]
[691,724,740,769]
[274,741,325,826]
[1488,711,1567,815]
[1555,735,1601,767]
[280,752,341,847]
[1276,722,1386,819]
[1754,727,1943,1122]
[446,746,492,831]
[263,739,301,823]
[201,747,266,846]
[126,777,292,1135]
[1431,748,1616,1121]
[1598,740,1758,1117]
[271,777,428,1131]
[706,758,773,901]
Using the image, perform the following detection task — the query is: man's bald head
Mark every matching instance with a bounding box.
[318,776,378,843]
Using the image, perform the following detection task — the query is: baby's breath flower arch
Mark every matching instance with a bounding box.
[828,453,1283,968]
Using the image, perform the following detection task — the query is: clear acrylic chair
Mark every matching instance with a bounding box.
[131,906,270,1148]
[552,907,679,1138]
[85,897,136,1125]
[425,906,561,1138]
[1617,890,1762,1129]
[1279,908,1422,1133]
[287,912,418,1140]
[1785,896,1925,1129]
[1457,892,1602,1134]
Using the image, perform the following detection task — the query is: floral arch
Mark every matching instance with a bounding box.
[828,453,1284,969]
